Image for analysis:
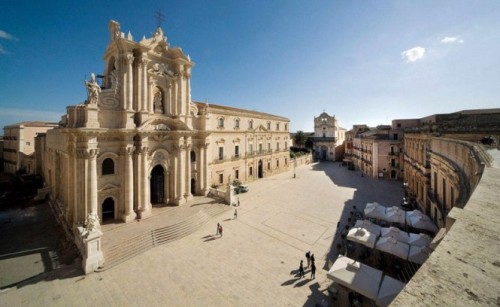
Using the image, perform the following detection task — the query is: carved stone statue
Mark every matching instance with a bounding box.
[84,212,101,232]
[84,73,101,104]
[153,90,163,114]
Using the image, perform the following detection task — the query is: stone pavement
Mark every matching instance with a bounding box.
[0,162,402,306]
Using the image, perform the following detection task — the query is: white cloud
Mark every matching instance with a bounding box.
[441,36,464,44]
[401,46,426,63]
[0,30,18,41]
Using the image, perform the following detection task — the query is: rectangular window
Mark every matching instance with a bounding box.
[235,145,239,158]
[219,147,224,160]
[267,143,271,152]
[249,144,253,154]
[235,119,240,128]
[276,159,279,167]
[259,143,263,154]
[276,142,280,151]
[393,133,398,140]
[249,166,253,176]
[235,170,239,179]
[391,159,396,167]
[219,174,224,184]
[268,162,271,170]
[285,142,287,149]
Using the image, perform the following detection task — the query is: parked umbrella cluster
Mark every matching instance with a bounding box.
[327,255,406,307]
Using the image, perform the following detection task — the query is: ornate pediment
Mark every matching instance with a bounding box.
[99,183,119,192]
[139,117,191,132]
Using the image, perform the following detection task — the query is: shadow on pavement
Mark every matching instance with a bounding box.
[0,196,80,290]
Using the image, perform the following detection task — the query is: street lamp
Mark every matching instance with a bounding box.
[293,157,297,178]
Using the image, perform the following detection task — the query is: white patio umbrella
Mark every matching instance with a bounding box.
[407,245,431,264]
[364,202,387,220]
[407,233,432,247]
[380,227,410,244]
[405,210,429,224]
[385,206,406,225]
[407,215,438,233]
[375,237,410,260]
[354,219,382,235]
[327,255,383,300]
[347,227,379,249]
[375,275,406,307]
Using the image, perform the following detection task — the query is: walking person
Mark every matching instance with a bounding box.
[298,260,305,278]
[234,208,238,219]
[216,222,220,236]
[311,254,315,265]
[219,224,223,237]
[311,262,316,279]
[305,251,311,268]
[237,198,240,207]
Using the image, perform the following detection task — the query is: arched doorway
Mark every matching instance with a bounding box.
[258,160,263,178]
[102,197,115,222]
[321,146,327,160]
[191,178,196,195]
[151,165,165,204]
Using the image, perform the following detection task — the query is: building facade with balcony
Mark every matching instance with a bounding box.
[351,124,405,179]
[403,109,500,227]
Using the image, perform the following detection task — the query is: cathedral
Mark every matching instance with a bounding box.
[42,20,290,232]
[311,112,346,161]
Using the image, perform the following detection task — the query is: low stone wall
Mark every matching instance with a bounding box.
[293,154,312,167]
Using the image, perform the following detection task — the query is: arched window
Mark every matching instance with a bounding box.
[190,151,196,162]
[218,117,225,128]
[102,158,114,175]
[249,120,254,129]
[235,118,240,129]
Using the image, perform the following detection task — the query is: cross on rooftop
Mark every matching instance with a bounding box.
[155,9,165,28]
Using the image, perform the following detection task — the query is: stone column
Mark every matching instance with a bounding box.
[175,141,185,205]
[184,137,192,202]
[141,58,148,112]
[177,65,184,115]
[87,148,99,216]
[171,147,178,202]
[122,146,135,222]
[126,53,134,111]
[202,143,209,194]
[140,146,151,218]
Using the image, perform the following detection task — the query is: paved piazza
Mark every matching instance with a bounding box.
[1,162,402,306]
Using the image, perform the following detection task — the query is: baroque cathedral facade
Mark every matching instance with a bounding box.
[42,20,290,229]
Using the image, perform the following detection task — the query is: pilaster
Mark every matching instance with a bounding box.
[140,146,151,218]
[184,137,193,202]
[121,146,136,222]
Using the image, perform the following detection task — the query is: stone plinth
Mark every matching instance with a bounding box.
[76,227,104,274]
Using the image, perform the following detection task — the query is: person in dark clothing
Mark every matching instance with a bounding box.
[311,254,315,264]
[311,262,316,279]
[299,260,305,278]
[305,251,311,268]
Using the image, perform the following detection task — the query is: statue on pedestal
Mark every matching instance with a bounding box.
[84,73,101,105]
[84,212,101,233]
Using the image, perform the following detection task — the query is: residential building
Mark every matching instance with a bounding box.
[2,121,58,174]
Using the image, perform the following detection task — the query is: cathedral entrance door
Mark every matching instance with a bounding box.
[191,178,196,195]
[102,197,115,222]
[321,146,327,160]
[258,160,263,178]
[151,165,165,204]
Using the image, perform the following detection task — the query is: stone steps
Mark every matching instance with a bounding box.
[97,204,229,271]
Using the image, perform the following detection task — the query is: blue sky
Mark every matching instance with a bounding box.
[1,1,499,134]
